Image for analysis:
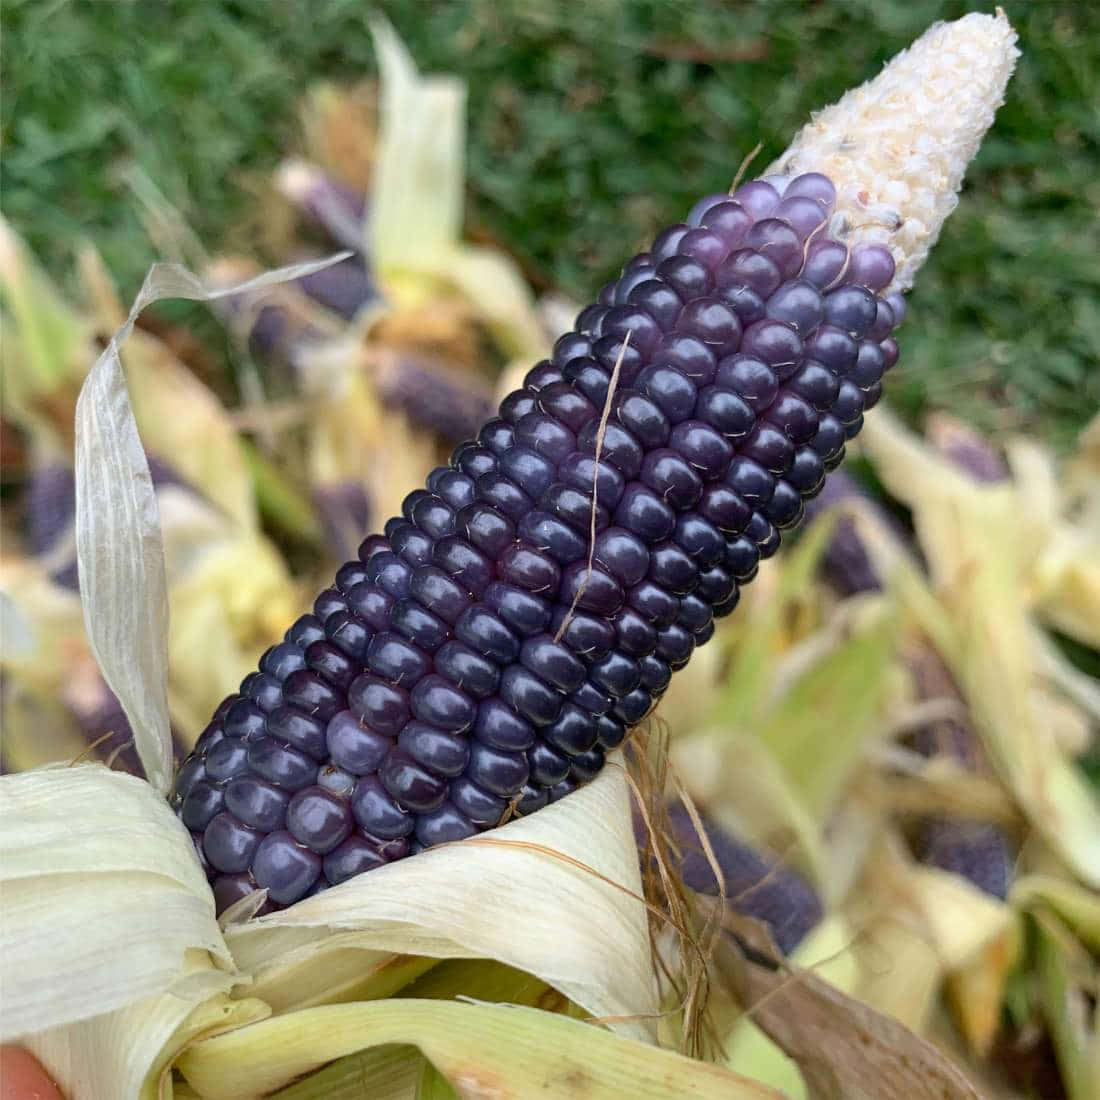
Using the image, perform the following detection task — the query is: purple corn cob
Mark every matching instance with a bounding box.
[372,355,497,444]
[171,171,909,913]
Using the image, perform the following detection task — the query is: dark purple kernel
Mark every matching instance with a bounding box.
[648,541,700,596]
[399,721,470,777]
[698,484,751,534]
[326,710,391,775]
[701,201,753,246]
[499,446,556,499]
[477,473,532,521]
[335,561,370,595]
[615,391,670,449]
[499,665,564,726]
[543,704,600,756]
[764,480,804,529]
[484,581,551,636]
[766,280,824,334]
[549,778,579,802]
[212,874,256,914]
[638,654,672,693]
[287,615,326,649]
[542,483,608,532]
[717,249,782,299]
[576,420,644,480]
[743,510,776,547]
[601,304,662,356]
[843,415,863,441]
[265,706,328,761]
[719,283,767,325]
[801,239,849,289]
[474,698,536,751]
[695,620,716,645]
[713,588,741,618]
[304,642,359,692]
[323,836,387,884]
[500,389,537,424]
[848,244,895,291]
[325,612,371,662]
[678,227,729,270]
[434,470,477,511]
[627,280,683,331]
[745,219,803,278]
[409,567,469,625]
[727,458,776,505]
[520,634,587,694]
[656,624,695,668]
[450,777,508,827]
[479,420,516,455]
[740,321,802,378]
[592,334,645,376]
[786,448,826,494]
[286,786,353,853]
[716,355,778,410]
[653,334,717,385]
[516,412,579,465]
[367,632,432,688]
[527,741,572,786]
[668,421,734,478]
[637,363,698,422]
[676,297,742,354]
[775,195,827,238]
[785,172,836,207]
[247,738,318,791]
[593,528,650,586]
[454,445,498,481]
[551,608,616,660]
[560,560,625,616]
[347,675,411,737]
[613,264,658,304]
[756,521,782,559]
[615,607,658,657]
[559,452,625,509]
[868,300,895,343]
[518,510,587,564]
[516,783,550,815]
[849,342,886,388]
[454,605,520,664]
[181,783,224,830]
[261,643,307,682]
[205,738,251,781]
[629,579,680,626]
[389,599,451,652]
[575,305,606,337]
[224,700,266,741]
[552,331,592,368]
[465,742,529,797]
[788,361,840,411]
[571,680,614,716]
[174,757,205,803]
[380,749,448,812]
[499,544,560,594]
[347,583,394,632]
[595,715,627,750]
[314,588,348,623]
[614,482,676,542]
[370,554,413,600]
[657,256,713,301]
[640,449,704,510]
[725,536,761,581]
[765,392,819,445]
[881,338,899,371]
[538,382,598,433]
[589,651,641,698]
[416,803,478,847]
[251,832,322,905]
[408,496,454,541]
[457,503,515,558]
[732,179,781,219]
[351,775,415,838]
[433,536,494,596]
[652,223,691,263]
[434,642,500,699]
[203,813,261,873]
[823,285,877,337]
[674,514,725,567]
[863,382,883,410]
[695,386,754,440]
[833,380,866,426]
[567,747,604,781]
[806,325,858,373]
[562,357,611,407]
[613,688,655,726]
[409,675,475,732]
[677,594,713,632]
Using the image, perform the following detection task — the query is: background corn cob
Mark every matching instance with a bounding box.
[172,10,1019,914]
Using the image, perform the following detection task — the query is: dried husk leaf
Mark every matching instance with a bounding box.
[178,998,786,1100]
[225,761,659,1045]
[73,254,348,789]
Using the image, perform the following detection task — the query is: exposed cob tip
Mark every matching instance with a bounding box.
[771,10,1019,291]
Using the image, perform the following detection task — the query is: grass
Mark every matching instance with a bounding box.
[3,0,1098,447]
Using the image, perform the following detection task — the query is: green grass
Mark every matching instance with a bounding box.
[3,0,1098,447]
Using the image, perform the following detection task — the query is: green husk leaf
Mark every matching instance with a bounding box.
[178,999,786,1100]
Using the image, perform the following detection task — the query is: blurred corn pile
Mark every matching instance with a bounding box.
[2,16,1098,1100]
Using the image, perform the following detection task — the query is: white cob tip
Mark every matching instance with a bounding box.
[772,10,1019,291]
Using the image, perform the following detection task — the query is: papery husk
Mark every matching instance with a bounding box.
[224,761,660,1046]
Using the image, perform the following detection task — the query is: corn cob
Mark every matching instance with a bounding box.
[171,13,1018,913]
